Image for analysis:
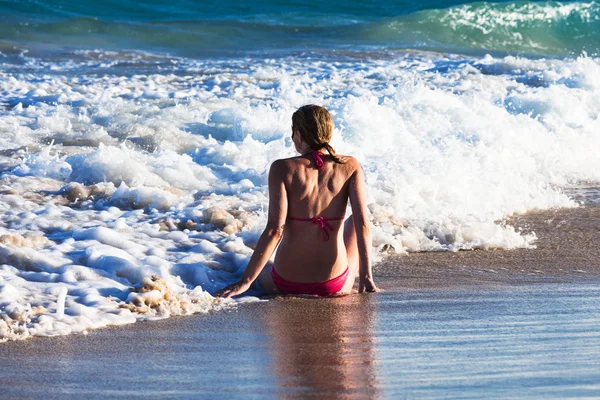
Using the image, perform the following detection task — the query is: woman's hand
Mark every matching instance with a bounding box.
[359,277,378,293]
[214,280,251,298]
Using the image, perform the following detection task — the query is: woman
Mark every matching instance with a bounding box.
[215,105,377,298]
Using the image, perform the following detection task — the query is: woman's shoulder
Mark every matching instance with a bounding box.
[339,154,359,166]
[271,156,304,168]
[269,156,303,176]
[335,155,361,173]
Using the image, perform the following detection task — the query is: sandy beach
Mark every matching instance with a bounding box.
[1,204,599,399]
[1,1,599,398]
[378,203,600,289]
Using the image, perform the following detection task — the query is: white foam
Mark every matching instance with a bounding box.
[110,182,180,211]
[11,143,72,181]
[55,286,68,320]
[1,51,599,341]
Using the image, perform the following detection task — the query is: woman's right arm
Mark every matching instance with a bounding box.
[348,159,377,293]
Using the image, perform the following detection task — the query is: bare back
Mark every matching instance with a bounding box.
[272,153,360,283]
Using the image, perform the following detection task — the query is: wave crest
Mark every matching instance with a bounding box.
[0,1,598,56]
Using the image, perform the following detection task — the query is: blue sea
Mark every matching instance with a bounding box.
[0,0,599,350]
[1,0,599,56]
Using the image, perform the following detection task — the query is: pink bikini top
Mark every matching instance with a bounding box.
[287,150,345,241]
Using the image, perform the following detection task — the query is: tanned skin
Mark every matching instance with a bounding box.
[215,129,377,298]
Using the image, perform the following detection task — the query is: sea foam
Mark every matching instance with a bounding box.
[0,50,599,340]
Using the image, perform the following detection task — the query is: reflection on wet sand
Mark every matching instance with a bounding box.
[259,294,379,399]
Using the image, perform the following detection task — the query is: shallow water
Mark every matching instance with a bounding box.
[0,282,598,399]
[375,284,600,398]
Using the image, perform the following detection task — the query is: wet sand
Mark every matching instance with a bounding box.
[1,204,599,399]
[378,204,600,289]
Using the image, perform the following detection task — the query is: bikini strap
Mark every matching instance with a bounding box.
[287,216,345,241]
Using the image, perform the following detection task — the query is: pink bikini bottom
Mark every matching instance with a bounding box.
[271,266,349,296]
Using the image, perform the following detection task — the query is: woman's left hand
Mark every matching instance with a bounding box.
[359,277,378,293]
[214,280,251,298]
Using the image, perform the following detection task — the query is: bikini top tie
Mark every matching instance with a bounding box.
[311,150,324,170]
[287,215,344,241]
[287,150,344,240]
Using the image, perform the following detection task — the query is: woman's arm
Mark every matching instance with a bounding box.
[215,161,288,298]
[348,160,377,293]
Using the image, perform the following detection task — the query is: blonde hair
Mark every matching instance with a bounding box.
[292,105,345,164]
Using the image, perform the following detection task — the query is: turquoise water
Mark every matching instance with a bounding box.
[0,0,598,56]
[0,0,511,21]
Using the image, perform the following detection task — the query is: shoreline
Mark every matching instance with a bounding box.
[376,203,600,290]
[0,204,599,398]
[0,203,596,345]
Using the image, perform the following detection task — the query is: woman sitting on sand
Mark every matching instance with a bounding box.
[215,105,377,298]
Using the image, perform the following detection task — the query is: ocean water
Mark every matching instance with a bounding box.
[0,0,599,341]
[1,283,599,398]
[1,0,599,56]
